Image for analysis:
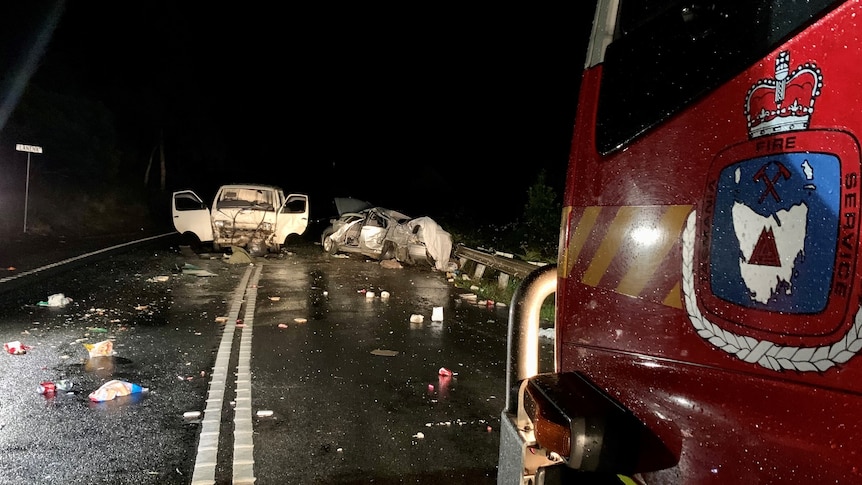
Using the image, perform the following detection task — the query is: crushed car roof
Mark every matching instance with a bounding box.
[332,198,411,221]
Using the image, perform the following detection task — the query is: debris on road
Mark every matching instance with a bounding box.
[180,263,217,277]
[56,380,73,391]
[147,275,170,283]
[84,340,114,358]
[371,349,399,356]
[4,341,31,354]
[380,259,402,269]
[409,314,424,324]
[183,411,201,421]
[88,379,148,402]
[431,306,444,322]
[38,380,72,395]
[37,293,72,307]
[227,247,253,264]
[38,381,56,395]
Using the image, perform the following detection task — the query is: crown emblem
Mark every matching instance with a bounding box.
[744,51,822,139]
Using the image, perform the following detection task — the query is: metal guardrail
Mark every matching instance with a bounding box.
[453,245,546,287]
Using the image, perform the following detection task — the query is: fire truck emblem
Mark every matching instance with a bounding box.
[682,51,862,372]
[710,155,839,311]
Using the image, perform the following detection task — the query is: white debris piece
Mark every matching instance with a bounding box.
[431,307,443,321]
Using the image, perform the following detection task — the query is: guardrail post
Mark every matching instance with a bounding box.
[498,272,510,289]
[473,263,487,280]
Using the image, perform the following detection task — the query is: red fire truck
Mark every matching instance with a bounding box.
[498,1,862,483]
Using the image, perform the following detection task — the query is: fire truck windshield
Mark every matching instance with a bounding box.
[595,0,841,155]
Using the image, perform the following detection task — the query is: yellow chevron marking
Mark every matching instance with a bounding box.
[582,207,638,286]
[664,281,682,309]
[558,206,573,278]
[616,205,692,297]
[562,206,601,279]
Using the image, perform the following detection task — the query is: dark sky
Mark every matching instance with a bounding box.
[1,2,594,222]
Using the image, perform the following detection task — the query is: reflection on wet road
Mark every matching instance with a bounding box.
[249,245,513,484]
[0,237,553,484]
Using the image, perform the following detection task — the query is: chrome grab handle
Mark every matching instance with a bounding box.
[504,264,557,414]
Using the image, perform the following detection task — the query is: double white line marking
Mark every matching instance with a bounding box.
[192,264,261,485]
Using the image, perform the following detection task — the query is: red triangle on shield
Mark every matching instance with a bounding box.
[749,227,781,266]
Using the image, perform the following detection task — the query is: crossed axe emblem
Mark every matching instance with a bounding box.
[754,161,791,203]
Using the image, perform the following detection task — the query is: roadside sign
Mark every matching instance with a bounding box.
[15,144,43,153]
[16,142,43,233]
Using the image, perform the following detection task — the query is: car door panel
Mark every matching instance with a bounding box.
[172,190,214,242]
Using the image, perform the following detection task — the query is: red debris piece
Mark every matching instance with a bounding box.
[4,341,31,355]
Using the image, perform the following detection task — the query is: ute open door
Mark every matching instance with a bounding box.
[172,190,214,243]
[275,193,309,243]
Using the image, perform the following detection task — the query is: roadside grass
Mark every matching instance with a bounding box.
[451,273,520,306]
[439,169,561,326]
[447,254,556,325]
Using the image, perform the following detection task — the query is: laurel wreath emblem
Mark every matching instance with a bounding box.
[682,210,862,372]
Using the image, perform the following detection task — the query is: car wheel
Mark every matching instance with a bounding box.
[321,229,338,254]
[380,241,396,260]
[212,242,222,252]
[395,245,413,265]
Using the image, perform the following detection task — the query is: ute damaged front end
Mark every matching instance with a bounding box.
[211,209,277,255]
[172,185,309,256]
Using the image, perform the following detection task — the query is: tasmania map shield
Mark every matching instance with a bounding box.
[709,152,839,313]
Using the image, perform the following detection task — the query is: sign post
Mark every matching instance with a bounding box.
[15,144,43,234]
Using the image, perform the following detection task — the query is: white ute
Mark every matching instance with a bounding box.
[172,184,309,255]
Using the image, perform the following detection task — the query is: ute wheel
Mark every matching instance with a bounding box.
[322,228,338,254]
[180,233,204,253]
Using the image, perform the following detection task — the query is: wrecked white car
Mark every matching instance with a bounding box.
[172,184,309,255]
[320,198,452,270]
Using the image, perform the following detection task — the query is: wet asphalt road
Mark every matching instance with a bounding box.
[0,234,554,484]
